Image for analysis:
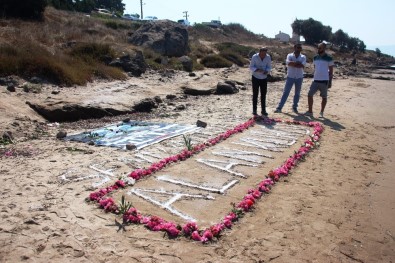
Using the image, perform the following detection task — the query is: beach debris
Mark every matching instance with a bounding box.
[126,143,137,150]
[196,120,207,128]
[56,130,67,139]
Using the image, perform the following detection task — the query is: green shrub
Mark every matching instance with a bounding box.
[70,42,115,63]
[200,54,232,68]
[219,51,248,66]
[215,42,255,57]
[104,21,131,30]
[0,42,125,85]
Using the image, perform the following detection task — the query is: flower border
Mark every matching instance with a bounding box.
[87,117,324,243]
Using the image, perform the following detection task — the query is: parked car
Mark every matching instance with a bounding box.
[144,16,158,20]
[202,20,222,28]
[93,8,114,17]
[122,14,140,20]
[177,19,190,26]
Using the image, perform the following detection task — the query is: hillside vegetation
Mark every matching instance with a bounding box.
[0,7,393,86]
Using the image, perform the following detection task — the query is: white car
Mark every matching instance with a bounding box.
[177,19,190,26]
[93,8,114,17]
[122,14,140,20]
[144,16,158,20]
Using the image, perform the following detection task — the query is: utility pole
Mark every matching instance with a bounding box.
[183,11,188,21]
[140,0,144,19]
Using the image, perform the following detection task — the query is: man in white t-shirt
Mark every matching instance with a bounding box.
[306,42,334,118]
[275,43,306,114]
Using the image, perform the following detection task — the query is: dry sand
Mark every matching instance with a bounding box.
[0,66,394,262]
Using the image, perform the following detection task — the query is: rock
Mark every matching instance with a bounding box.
[110,51,147,77]
[88,140,95,145]
[0,77,18,87]
[30,77,43,84]
[132,98,157,112]
[126,143,137,150]
[196,120,207,128]
[166,94,177,100]
[122,118,131,123]
[2,131,14,142]
[182,86,214,96]
[56,131,67,139]
[128,20,189,57]
[266,74,283,82]
[179,56,193,72]
[154,96,163,104]
[51,90,60,95]
[26,102,132,122]
[175,104,186,110]
[189,72,196,77]
[215,82,239,94]
[6,84,16,92]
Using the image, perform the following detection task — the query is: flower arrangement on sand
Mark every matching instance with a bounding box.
[87,117,324,243]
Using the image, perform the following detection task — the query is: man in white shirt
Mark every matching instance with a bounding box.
[249,47,272,116]
[306,42,334,118]
[275,43,306,113]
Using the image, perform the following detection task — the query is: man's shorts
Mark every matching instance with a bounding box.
[308,80,329,98]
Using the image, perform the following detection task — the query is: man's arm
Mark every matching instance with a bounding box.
[328,65,334,88]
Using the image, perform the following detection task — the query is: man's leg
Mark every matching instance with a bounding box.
[252,77,259,114]
[293,78,303,111]
[277,77,294,110]
[260,79,268,115]
[307,82,318,114]
[308,96,314,113]
[321,98,327,113]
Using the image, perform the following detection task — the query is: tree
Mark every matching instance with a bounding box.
[0,0,47,20]
[331,29,348,50]
[291,18,331,45]
[357,39,366,52]
[375,48,382,57]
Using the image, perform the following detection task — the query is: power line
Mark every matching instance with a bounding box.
[183,11,188,21]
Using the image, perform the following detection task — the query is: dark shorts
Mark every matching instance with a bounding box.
[308,80,329,98]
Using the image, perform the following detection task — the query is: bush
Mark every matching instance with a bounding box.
[104,21,131,30]
[0,0,47,20]
[219,51,248,66]
[215,42,254,57]
[200,54,232,68]
[0,42,125,85]
[70,43,115,63]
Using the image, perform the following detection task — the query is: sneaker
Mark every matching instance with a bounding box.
[319,112,324,118]
[304,111,313,116]
[292,108,299,114]
[261,111,269,117]
[274,109,282,113]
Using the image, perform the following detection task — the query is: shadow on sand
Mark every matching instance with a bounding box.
[281,112,346,131]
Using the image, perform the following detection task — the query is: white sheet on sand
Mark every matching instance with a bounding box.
[64,120,201,150]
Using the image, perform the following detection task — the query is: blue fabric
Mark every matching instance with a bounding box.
[277,77,303,110]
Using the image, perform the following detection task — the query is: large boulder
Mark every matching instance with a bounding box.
[128,20,189,57]
[109,51,147,77]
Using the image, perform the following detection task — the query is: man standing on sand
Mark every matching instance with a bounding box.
[249,47,272,116]
[306,42,334,118]
[274,43,306,114]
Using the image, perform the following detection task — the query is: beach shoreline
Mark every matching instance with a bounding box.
[0,70,394,262]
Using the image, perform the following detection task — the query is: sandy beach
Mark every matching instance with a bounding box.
[0,66,394,262]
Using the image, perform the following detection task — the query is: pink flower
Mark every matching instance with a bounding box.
[209,223,224,237]
[191,231,202,241]
[223,218,233,228]
[202,230,213,242]
[182,222,198,236]
[115,180,125,188]
[166,226,180,238]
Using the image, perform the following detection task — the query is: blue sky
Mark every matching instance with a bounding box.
[123,0,395,55]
